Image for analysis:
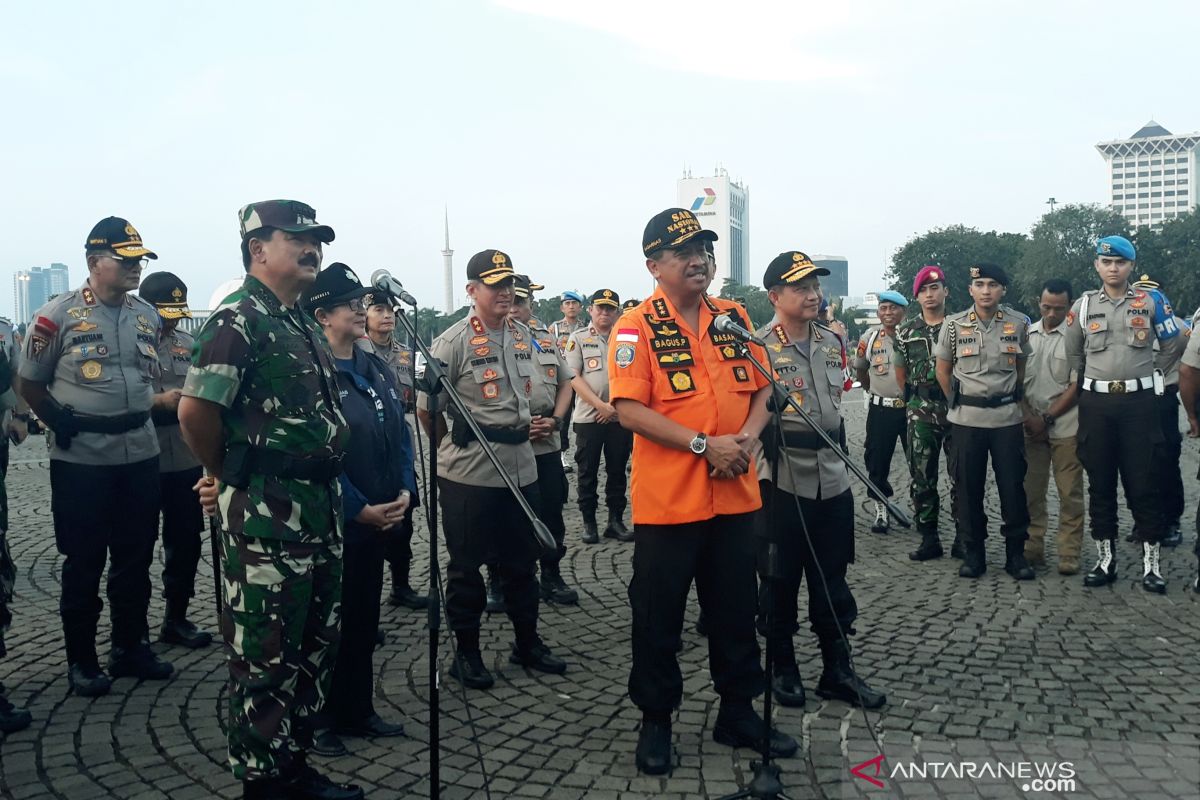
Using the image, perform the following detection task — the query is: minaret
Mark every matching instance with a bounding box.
[441,206,454,313]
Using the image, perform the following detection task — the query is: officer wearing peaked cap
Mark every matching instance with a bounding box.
[19,216,173,698]
[1064,235,1185,594]
[935,263,1035,580]
[178,200,363,800]
[416,250,569,692]
[138,271,213,650]
[551,291,587,471]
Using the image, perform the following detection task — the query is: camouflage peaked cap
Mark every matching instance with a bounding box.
[238,199,335,243]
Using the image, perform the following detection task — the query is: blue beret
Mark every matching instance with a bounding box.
[561,291,585,303]
[877,290,908,307]
[1097,235,1135,261]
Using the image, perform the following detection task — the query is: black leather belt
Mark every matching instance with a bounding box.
[71,410,150,433]
[957,394,1018,408]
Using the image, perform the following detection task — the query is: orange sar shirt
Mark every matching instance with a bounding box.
[608,287,770,525]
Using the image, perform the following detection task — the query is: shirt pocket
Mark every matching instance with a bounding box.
[1084,317,1109,351]
[536,352,560,385]
[469,361,506,403]
[582,348,605,373]
[1050,352,1071,384]
[74,347,113,384]
[1124,310,1153,347]
[656,367,706,402]
[871,352,891,375]
[254,343,320,413]
[136,343,161,383]
[824,363,844,408]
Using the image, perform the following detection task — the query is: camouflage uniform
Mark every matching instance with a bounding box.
[183,274,349,781]
[894,316,959,542]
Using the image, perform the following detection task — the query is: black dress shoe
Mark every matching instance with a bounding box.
[449,651,495,690]
[771,669,806,708]
[160,618,214,649]
[337,713,405,739]
[712,703,798,758]
[109,645,174,680]
[286,762,364,800]
[0,694,32,733]
[635,718,672,775]
[68,663,112,697]
[310,729,348,757]
[389,585,429,610]
[510,641,567,675]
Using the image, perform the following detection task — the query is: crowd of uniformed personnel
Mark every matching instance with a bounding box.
[0,203,1198,796]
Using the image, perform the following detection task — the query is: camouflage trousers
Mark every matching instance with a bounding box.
[221,530,342,781]
[906,411,959,535]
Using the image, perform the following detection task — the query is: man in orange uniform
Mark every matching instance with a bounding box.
[611,208,799,775]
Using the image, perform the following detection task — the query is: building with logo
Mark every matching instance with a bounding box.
[812,255,849,299]
[1096,121,1199,228]
[13,262,70,324]
[676,169,749,289]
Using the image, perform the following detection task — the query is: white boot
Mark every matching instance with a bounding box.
[871,501,888,534]
[1141,542,1166,594]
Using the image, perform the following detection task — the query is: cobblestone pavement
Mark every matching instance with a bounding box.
[2,392,1199,799]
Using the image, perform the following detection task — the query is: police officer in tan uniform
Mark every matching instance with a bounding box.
[138,272,213,649]
[854,290,909,534]
[550,292,586,472]
[566,289,634,544]
[18,216,173,696]
[358,294,428,611]
[756,252,886,711]
[508,275,578,604]
[1064,236,1184,593]
[935,263,1034,581]
[417,250,568,690]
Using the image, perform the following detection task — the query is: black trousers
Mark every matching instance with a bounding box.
[863,404,907,500]
[438,478,541,643]
[559,393,574,451]
[950,423,1029,547]
[573,422,633,517]
[159,466,204,604]
[324,526,385,726]
[1155,388,1184,528]
[384,507,417,585]
[756,484,856,647]
[628,512,763,713]
[51,457,161,663]
[1077,391,1165,543]
[535,452,568,570]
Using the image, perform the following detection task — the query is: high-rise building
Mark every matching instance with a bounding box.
[676,169,749,290]
[13,263,70,324]
[812,255,849,299]
[1096,121,1199,228]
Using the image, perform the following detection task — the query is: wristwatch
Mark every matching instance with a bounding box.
[1042,413,1056,428]
[689,432,708,455]
[550,415,563,431]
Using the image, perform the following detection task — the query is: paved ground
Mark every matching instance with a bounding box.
[2,391,1199,799]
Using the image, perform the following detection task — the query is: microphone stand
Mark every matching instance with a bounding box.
[390,299,557,800]
[718,339,908,800]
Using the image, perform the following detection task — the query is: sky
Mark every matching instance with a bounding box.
[1,0,1196,319]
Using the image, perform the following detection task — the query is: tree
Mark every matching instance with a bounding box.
[1012,204,1128,309]
[719,279,774,329]
[1131,210,1200,317]
[886,225,1028,316]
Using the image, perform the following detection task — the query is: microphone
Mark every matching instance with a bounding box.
[713,313,765,346]
[370,269,419,307]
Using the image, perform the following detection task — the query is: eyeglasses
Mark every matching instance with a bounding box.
[106,254,149,269]
[338,298,367,313]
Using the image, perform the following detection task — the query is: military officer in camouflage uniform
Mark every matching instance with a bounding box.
[19,216,173,698]
[359,294,428,611]
[416,250,568,691]
[179,200,362,800]
[566,289,634,544]
[756,252,886,711]
[1064,235,1184,595]
[893,266,961,561]
[935,263,1034,580]
[0,342,32,733]
[138,272,213,649]
[854,290,909,534]
[508,274,578,604]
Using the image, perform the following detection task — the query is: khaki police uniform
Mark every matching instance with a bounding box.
[527,318,573,577]
[854,325,906,502]
[551,316,585,453]
[1063,287,1185,546]
[934,303,1031,562]
[418,312,545,644]
[1022,319,1084,568]
[566,321,632,529]
[18,281,164,669]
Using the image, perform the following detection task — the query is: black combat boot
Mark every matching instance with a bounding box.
[286,752,365,800]
[242,776,289,800]
[908,529,943,561]
[1142,542,1166,594]
[635,710,672,775]
[510,634,568,675]
[388,564,429,609]
[581,511,600,545]
[0,689,32,733]
[1083,539,1118,587]
[539,565,580,605]
[67,660,112,698]
[1004,538,1035,581]
[604,509,634,542]
[1162,523,1183,548]
[449,630,494,690]
[950,533,966,560]
[769,640,805,708]
[815,638,887,709]
[109,643,174,680]
[160,598,214,648]
[958,544,986,578]
[712,700,799,757]
[484,567,505,613]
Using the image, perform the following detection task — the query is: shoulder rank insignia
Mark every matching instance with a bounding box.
[652,297,671,320]
[771,324,790,345]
